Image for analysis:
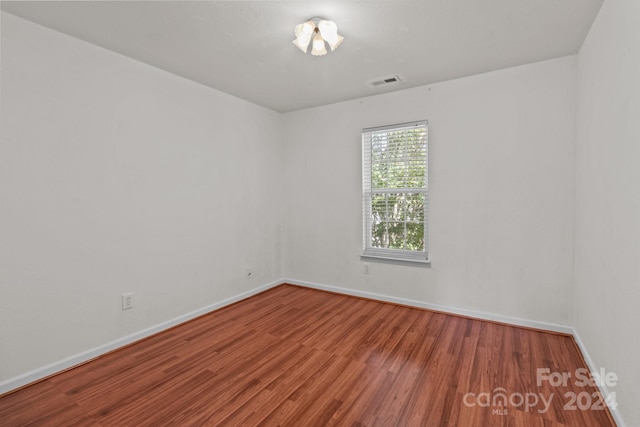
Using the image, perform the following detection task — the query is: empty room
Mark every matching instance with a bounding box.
[0,0,638,426]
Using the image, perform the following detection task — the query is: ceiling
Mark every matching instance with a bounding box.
[1,0,604,113]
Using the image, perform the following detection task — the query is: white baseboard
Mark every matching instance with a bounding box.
[0,279,282,396]
[572,327,626,427]
[284,278,574,334]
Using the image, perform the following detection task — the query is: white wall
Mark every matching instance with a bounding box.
[282,56,577,326]
[0,13,283,382]
[575,0,640,425]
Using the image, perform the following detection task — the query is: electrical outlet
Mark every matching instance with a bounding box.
[122,293,134,310]
[245,266,253,279]
[363,262,370,274]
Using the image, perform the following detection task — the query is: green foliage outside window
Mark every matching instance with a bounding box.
[370,128,426,252]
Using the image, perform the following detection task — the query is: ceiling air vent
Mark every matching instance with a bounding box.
[366,75,403,88]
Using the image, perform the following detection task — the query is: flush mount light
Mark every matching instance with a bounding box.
[293,17,344,56]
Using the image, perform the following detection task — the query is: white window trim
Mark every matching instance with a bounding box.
[362,120,429,264]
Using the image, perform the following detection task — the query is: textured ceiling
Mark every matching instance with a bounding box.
[1,0,604,112]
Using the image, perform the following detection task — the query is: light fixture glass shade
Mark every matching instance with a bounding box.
[293,34,311,52]
[294,17,343,56]
[301,20,315,36]
[293,20,315,53]
[311,33,327,56]
[318,20,337,38]
[294,20,314,38]
[293,19,316,53]
[318,20,344,51]
[327,34,344,51]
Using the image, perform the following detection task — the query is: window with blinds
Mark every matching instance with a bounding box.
[362,120,429,263]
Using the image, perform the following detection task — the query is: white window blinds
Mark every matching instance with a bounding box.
[362,120,429,262]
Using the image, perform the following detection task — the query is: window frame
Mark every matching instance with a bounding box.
[362,120,429,264]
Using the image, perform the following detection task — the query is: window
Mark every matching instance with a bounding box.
[362,120,429,263]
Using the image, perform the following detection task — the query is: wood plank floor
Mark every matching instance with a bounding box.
[0,284,615,426]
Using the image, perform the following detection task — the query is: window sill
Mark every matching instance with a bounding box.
[361,252,431,267]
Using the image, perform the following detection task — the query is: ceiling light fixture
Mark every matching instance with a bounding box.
[293,18,344,56]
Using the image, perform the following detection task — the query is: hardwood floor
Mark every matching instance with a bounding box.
[0,284,615,426]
